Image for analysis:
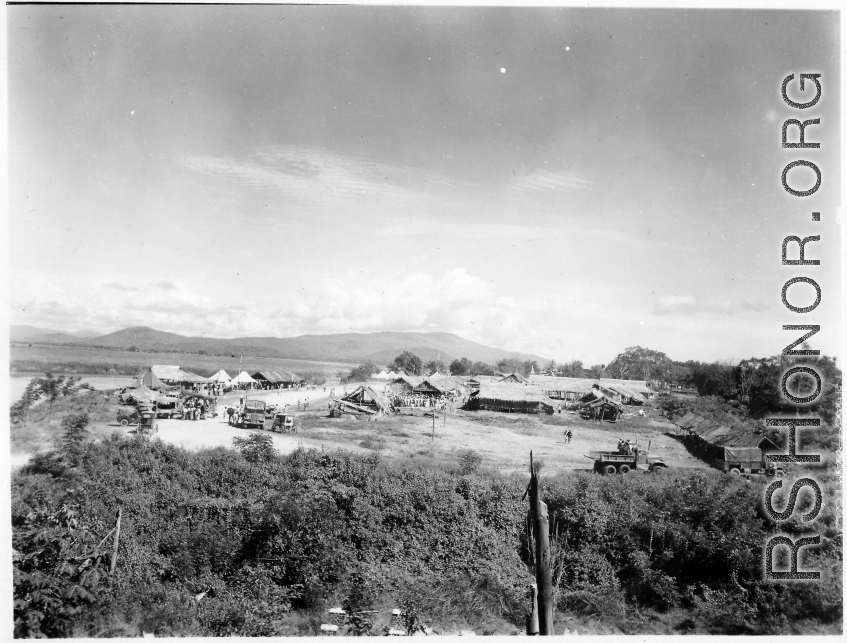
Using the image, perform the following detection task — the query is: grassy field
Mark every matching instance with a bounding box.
[10,343,357,378]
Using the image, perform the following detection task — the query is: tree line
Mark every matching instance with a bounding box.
[344,351,545,381]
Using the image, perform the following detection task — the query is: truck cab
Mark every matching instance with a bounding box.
[239,399,267,428]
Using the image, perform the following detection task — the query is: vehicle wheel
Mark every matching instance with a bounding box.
[120,419,129,427]
[729,467,741,477]
[618,464,631,474]
[651,465,665,474]
[603,465,616,476]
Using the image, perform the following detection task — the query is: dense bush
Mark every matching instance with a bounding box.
[11,425,842,636]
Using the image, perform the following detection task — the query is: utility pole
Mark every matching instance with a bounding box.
[528,452,554,635]
[526,583,539,635]
[109,508,122,575]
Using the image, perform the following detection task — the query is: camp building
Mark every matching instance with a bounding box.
[528,375,651,406]
[334,385,393,417]
[387,374,421,396]
[469,382,559,414]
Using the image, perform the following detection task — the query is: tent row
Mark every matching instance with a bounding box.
[370,370,409,381]
[133,365,305,390]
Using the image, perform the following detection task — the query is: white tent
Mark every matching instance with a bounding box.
[372,371,390,380]
[231,370,259,389]
[208,369,232,383]
[386,370,398,379]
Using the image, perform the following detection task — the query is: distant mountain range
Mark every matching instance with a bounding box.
[11,325,103,342]
[11,325,548,366]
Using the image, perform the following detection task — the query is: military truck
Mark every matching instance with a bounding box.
[117,406,140,427]
[237,399,267,429]
[591,447,667,475]
[154,397,183,419]
[717,451,785,478]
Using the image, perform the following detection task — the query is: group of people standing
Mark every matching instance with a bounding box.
[182,397,213,420]
[617,438,637,456]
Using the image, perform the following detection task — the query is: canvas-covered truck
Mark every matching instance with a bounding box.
[591,449,667,475]
[716,446,785,477]
[154,397,183,419]
[237,399,267,429]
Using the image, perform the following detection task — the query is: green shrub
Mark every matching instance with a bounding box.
[10,396,842,636]
[457,449,482,475]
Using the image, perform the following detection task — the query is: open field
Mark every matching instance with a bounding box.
[135,410,708,477]
[10,343,357,377]
[12,380,708,477]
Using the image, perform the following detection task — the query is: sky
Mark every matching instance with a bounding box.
[7,6,842,365]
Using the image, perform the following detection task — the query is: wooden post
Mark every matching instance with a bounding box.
[526,583,539,635]
[109,508,122,575]
[529,452,554,635]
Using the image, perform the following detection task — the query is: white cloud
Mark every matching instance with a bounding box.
[11,268,641,362]
[511,169,594,193]
[652,295,769,317]
[182,145,461,217]
[16,270,791,365]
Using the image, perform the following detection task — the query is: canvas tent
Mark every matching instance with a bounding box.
[182,371,210,384]
[208,370,232,384]
[121,384,157,405]
[151,365,208,384]
[135,369,165,390]
[231,371,259,389]
[253,371,282,387]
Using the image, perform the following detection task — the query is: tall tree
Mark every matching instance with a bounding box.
[586,364,605,379]
[606,347,671,383]
[424,360,445,375]
[560,360,586,378]
[392,351,423,376]
[469,361,495,376]
[450,357,472,376]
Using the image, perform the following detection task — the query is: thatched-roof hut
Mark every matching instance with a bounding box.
[339,385,393,415]
[387,374,421,395]
[469,383,558,414]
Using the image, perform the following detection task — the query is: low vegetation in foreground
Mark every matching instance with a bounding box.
[10,394,842,637]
